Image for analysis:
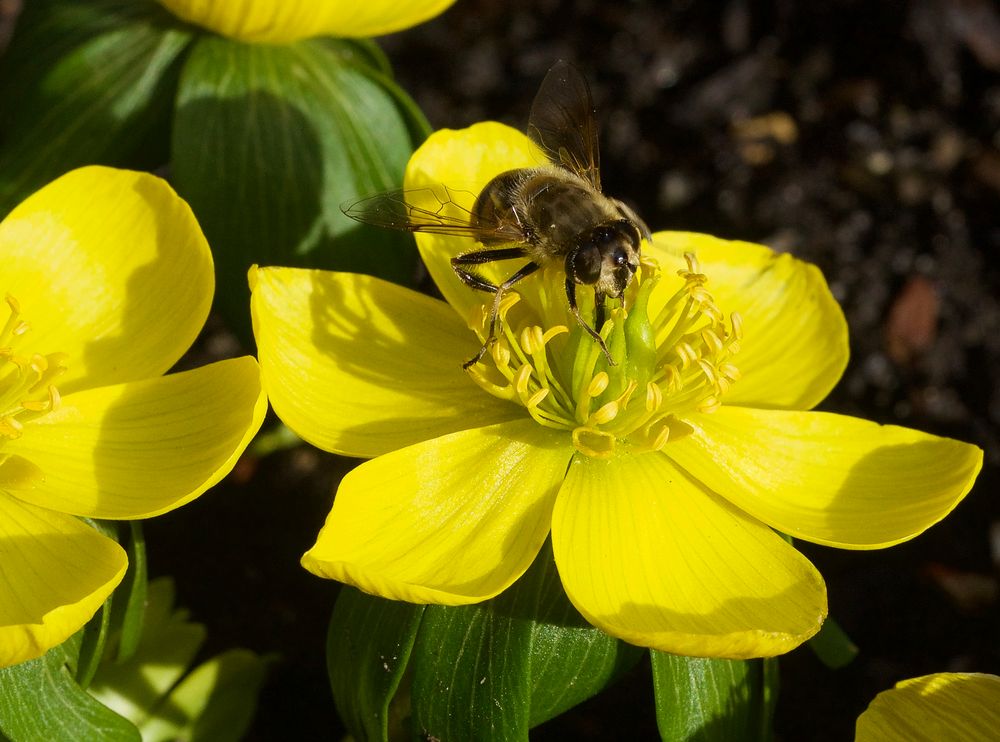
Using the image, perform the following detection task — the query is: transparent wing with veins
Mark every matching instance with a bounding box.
[342,185,528,244]
[526,60,602,192]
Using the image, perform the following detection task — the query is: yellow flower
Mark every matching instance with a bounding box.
[251,124,982,658]
[856,673,1000,741]
[157,0,458,43]
[0,167,267,667]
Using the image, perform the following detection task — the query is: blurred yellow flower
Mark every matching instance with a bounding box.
[856,673,1000,741]
[157,0,457,43]
[251,123,982,658]
[0,167,266,667]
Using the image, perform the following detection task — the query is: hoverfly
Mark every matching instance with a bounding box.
[343,61,651,368]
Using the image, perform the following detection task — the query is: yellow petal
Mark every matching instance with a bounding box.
[4,357,266,519]
[302,420,573,604]
[648,232,848,410]
[856,673,1000,742]
[551,451,826,658]
[250,266,520,457]
[0,494,126,667]
[668,406,983,549]
[404,123,546,327]
[157,0,457,43]
[0,166,212,395]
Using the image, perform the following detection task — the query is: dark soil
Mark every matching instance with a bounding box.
[139,1,999,740]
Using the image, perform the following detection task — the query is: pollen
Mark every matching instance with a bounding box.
[0,295,66,439]
[465,253,741,458]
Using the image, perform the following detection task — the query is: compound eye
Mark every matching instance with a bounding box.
[571,244,603,284]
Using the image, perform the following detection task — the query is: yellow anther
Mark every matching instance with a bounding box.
[519,326,535,355]
[590,400,620,425]
[572,426,616,458]
[698,359,718,385]
[645,382,662,412]
[676,342,696,367]
[730,312,744,339]
[698,396,721,413]
[701,328,724,356]
[719,363,741,382]
[541,325,569,344]
[0,416,23,438]
[587,372,610,398]
[514,364,533,398]
[491,342,510,369]
[647,421,671,451]
[526,388,549,409]
[661,365,680,391]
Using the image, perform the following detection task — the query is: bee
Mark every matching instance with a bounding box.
[343,60,651,369]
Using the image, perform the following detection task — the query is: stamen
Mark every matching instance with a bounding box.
[589,400,620,426]
[587,372,610,398]
[463,252,741,458]
[0,295,68,439]
[645,382,662,412]
[572,426,616,458]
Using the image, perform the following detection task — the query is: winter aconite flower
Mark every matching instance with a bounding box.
[0,167,266,667]
[157,0,457,43]
[251,123,982,658]
[856,673,1000,741]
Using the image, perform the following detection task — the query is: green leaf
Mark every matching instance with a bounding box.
[76,597,114,689]
[524,544,644,726]
[0,637,139,742]
[0,0,194,215]
[411,541,643,741]
[75,519,121,689]
[139,649,268,742]
[761,657,779,742]
[327,587,424,742]
[412,604,531,741]
[808,616,858,669]
[89,578,267,742]
[89,578,206,726]
[111,523,148,662]
[171,36,427,341]
[651,652,771,742]
[316,37,393,77]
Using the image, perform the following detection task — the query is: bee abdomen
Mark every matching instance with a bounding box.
[472,169,538,246]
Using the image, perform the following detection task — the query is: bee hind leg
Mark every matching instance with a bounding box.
[565,278,616,366]
[451,256,540,368]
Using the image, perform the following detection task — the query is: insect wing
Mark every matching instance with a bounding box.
[342,186,521,242]
[527,60,602,191]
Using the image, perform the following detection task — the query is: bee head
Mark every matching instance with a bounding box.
[570,220,641,297]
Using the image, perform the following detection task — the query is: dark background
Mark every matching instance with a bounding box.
[139,0,998,739]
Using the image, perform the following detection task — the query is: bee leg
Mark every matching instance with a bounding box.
[452,259,540,368]
[593,289,607,332]
[564,277,616,367]
[451,247,528,271]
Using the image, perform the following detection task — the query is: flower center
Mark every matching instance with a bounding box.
[466,253,742,458]
[0,295,66,440]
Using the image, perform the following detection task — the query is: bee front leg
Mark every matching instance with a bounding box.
[564,276,617,367]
